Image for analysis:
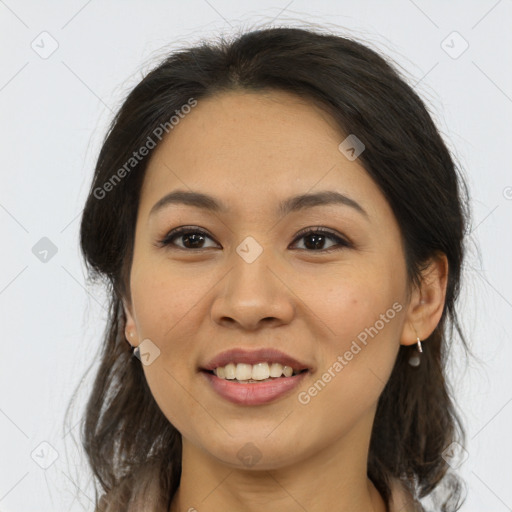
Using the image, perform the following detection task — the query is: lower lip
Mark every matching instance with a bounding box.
[201,370,308,405]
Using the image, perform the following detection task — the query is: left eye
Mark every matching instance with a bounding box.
[291,227,351,252]
[157,226,351,252]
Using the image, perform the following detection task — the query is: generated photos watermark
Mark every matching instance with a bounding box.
[297,301,403,405]
[93,97,198,200]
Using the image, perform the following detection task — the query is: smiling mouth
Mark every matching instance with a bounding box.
[201,367,309,405]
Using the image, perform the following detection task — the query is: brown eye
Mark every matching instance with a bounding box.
[158,227,218,250]
[290,227,351,252]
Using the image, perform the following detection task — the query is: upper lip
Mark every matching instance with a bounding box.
[201,348,311,373]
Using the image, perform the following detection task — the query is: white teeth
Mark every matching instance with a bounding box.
[252,362,270,380]
[235,363,252,381]
[282,365,293,377]
[224,363,236,379]
[212,361,299,380]
[269,362,283,377]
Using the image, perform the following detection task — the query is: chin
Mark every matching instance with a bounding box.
[201,435,304,471]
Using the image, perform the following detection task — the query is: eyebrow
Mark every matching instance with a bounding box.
[149,189,369,220]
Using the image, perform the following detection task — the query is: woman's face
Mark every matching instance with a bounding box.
[124,89,417,469]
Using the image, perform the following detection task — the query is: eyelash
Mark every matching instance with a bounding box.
[156,226,352,253]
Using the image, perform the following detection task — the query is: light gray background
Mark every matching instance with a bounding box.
[1,1,511,511]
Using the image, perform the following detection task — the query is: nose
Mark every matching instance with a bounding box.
[210,247,295,331]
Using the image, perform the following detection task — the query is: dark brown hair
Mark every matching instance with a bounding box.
[68,25,474,511]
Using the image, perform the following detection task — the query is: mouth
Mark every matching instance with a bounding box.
[200,365,310,406]
[199,348,312,405]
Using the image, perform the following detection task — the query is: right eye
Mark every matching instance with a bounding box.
[157,226,219,250]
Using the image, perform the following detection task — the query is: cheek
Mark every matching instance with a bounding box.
[129,263,209,407]
[129,267,208,433]
[295,288,403,440]
[130,260,205,339]
[299,266,403,342]
[299,266,405,393]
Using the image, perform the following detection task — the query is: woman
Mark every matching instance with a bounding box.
[77,26,471,511]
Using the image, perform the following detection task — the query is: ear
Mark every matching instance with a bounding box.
[122,298,138,346]
[400,251,449,346]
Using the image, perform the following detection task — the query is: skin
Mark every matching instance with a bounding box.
[123,90,448,512]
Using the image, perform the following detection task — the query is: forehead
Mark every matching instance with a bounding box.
[138,90,389,222]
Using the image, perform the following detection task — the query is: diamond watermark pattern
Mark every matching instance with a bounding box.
[441,31,469,59]
[236,236,263,264]
[134,338,161,366]
[441,441,469,469]
[31,441,59,469]
[32,237,58,263]
[237,442,262,468]
[31,31,59,59]
[338,134,365,161]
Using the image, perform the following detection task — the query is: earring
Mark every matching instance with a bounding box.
[126,331,138,356]
[408,337,423,367]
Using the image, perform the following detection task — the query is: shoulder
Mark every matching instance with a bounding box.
[388,478,424,512]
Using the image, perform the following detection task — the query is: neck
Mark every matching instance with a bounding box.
[169,410,387,512]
